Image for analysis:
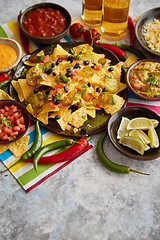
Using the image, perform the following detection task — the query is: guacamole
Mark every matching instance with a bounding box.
[129,61,160,98]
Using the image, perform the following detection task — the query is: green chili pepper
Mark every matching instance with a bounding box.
[0,79,11,89]
[33,139,82,171]
[96,133,149,175]
[20,119,43,161]
[1,119,42,173]
[111,43,146,59]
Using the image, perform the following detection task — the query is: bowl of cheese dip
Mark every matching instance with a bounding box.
[0,38,22,73]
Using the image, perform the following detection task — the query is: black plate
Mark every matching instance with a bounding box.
[135,7,160,57]
[9,42,128,137]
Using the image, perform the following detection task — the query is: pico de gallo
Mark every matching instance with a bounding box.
[129,61,160,98]
[0,104,26,141]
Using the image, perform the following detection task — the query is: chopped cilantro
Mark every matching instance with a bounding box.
[60,74,70,83]
[43,92,49,102]
[145,76,158,86]
[55,93,62,100]
[105,76,112,79]
[36,55,44,63]
[39,73,46,80]
[82,83,88,88]
[109,95,116,105]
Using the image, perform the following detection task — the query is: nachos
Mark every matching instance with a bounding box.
[11,44,127,132]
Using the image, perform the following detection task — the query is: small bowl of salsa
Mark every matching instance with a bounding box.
[20,3,71,45]
[0,38,22,73]
[0,100,30,144]
[126,59,160,101]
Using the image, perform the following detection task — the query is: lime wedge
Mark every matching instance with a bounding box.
[127,117,153,130]
[150,119,159,128]
[148,127,159,148]
[129,129,150,151]
[119,136,145,155]
[117,117,130,139]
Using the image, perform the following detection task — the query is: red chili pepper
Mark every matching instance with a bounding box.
[0,72,10,83]
[17,11,30,55]
[128,16,136,47]
[96,42,127,61]
[26,138,90,164]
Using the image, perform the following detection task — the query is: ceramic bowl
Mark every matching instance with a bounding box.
[20,2,71,45]
[125,59,160,101]
[0,100,30,144]
[135,7,160,57]
[107,106,160,160]
[0,38,22,73]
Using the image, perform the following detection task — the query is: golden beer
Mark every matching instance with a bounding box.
[81,0,102,26]
[101,0,130,40]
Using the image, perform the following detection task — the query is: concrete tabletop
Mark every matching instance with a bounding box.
[0,0,160,240]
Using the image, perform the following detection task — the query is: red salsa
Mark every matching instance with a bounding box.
[23,7,66,38]
[0,105,26,141]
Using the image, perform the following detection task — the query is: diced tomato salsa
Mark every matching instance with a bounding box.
[23,7,66,38]
[0,104,26,141]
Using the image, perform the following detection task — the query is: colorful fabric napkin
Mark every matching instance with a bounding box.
[0,20,159,192]
[0,20,92,192]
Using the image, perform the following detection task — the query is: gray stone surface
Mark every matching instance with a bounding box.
[0,0,160,240]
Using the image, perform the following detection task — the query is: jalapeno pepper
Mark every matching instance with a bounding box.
[17,11,30,55]
[33,138,86,171]
[128,16,136,47]
[26,138,90,164]
[96,43,127,61]
[96,133,149,175]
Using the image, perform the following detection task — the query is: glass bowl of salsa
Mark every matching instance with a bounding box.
[20,3,71,45]
[125,59,160,101]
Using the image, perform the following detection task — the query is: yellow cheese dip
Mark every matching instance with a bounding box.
[0,43,17,69]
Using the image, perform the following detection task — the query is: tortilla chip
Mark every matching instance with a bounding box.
[18,79,35,101]
[37,112,48,125]
[105,94,125,115]
[0,89,13,100]
[40,101,59,114]
[73,44,93,54]
[49,106,71,131]
[11,80,25,102]
[102,62,122,82]
[86,108,96,118]
[0,144,9,154]
[123,55,137,69]
[65,107,88,128]
[8,136,30,158]
[49,44,70,61]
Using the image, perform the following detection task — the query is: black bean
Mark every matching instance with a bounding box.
[51,62,55,68]
[102,88,108,92]
[52,95,57,103]
[83,60,90,65]
[67,68,71,72]
[34,87,38,94]
[65,72,72,77]
[45,89,50,95]
[56,59,62,66]
[67,55,73,63]
[45,68,53,74]
[87,82,91,87]
[52,72,57,76]
[73,63,80,69]
[108,67,114,72]
[55,115,60,120]
[96,87,101,93]
[64,86,69,92]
